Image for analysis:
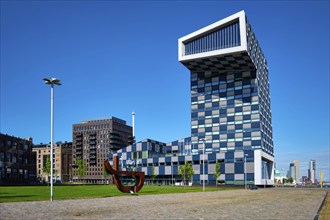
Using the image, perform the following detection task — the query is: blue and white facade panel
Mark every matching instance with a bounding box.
[113,138,258,185]
[110,11,274,186]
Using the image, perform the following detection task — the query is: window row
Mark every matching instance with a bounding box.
[191,102,259,113]
[184,21,241,55]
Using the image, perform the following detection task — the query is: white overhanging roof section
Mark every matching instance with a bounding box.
[178,10,248,62]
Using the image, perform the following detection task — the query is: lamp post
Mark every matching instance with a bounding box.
[264,161,267,189]
[199,138,205,192]
[171,160,174,186]
[43,78,61,201]
[244,153,248,189]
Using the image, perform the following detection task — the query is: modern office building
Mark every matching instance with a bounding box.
[0,133,36,185]
[32,142,72,183]
[308,159,316,184]
[293,160,299,183]
[72,117,134,183]
[288,162,296,183]
[111,10,274,186]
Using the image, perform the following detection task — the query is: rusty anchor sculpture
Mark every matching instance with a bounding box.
[104,155,145,193]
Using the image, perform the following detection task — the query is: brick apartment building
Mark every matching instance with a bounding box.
[72,117,133,184]
[0,133,36,185]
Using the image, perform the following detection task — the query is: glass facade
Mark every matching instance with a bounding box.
[190,70,264,153]
[182,13,274,186]
[184,17,274,158]
[246,18,274,155]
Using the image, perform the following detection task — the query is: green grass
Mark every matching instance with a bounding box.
[319,192,330,220]
[0,185,237,203]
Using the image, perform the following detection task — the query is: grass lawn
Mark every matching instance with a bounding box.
[319,192,330,220]
[0,184,237,203]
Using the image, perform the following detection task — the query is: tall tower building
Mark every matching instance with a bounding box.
[288,161,299,183]
[308,159,316,184]
[179,10,274,185]
[293,160,299,183]
[111,11,275,187]
[72,117,133,184]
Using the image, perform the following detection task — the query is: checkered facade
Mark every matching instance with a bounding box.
[110,11,274,186]
[115,138,256,185]
[181,13,274,184]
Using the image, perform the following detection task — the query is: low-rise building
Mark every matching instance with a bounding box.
[113,138,257,186]
[0,133,36,185]
[32,142,72,183]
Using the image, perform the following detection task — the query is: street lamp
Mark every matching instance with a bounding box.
[244,153,248,189]
[171,160,174,186]
[199,138,206,192]
[264,161,267,189]
[43,77,61,201]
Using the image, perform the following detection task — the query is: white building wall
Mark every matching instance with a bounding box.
[254,149,274,186]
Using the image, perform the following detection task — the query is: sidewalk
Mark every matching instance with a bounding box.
[1,188,328,219]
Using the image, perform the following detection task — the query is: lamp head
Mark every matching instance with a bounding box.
[43,78,61,86]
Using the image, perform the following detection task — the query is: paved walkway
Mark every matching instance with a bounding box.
[1,188,328,219]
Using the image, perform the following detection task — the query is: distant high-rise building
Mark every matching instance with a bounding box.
[293,160,299,183]
[72,117,133,184]
[288,160,299,183]
[308,160,316,184]
[289,163,296,182]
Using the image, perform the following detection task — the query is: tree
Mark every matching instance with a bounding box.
[282,178,288,184]
[214,160,221,187]
[288,177,294,183]
[178,160,194,186]
[151,166,157,185]
[77,159,87,184]
[42,155,51,185]
[54,169,58,182]
[102,164,108,185]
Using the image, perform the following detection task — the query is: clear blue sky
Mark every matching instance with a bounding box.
[1,1,329,181]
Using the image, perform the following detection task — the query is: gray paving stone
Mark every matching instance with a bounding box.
[0,188,328,220]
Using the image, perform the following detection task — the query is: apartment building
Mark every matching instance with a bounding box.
[0,133,36,185]
[72,117,133,184]
[32,142,72,183]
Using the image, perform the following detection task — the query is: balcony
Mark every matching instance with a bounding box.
[110,145,122,150]
[109,131,120,136]
[109,135,121,140]
[89,136,96,140]
[110,140,122,145]
[128,136,135,145]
